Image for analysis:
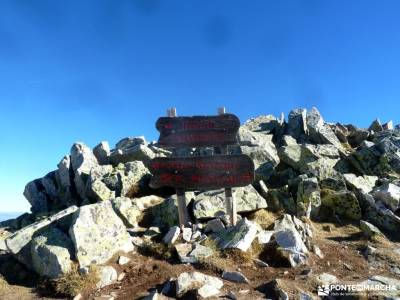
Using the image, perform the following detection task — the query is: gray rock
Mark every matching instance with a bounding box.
[151,193,195,229]
[343,173,378,194]
[296,177,320,218]
[56,155,77,208]
[23,179,48,214]
[5,206,78,255]
[31,227,74,279]
[317,273,338,285]
[287,108,308,139]
[69,201,134,267]
[215,218,259,252]
[118,255,130,265]
[175,243,213,264]
[237,128,280,181]
[162,226,180,245]
[257,230,274,244]
[359,193,400,233]
[222,271,249,283]
[360,220,383,238]
[176,271,223,297]
[70,143,99,200]
[306,107,344,152]
[193,185,267,220]
[321,190,361,220]
[372,183,400,211]
[182,227,192,242]
[274,229,309,267]
[96,266,118,288]
[383,120,394,130]
[369,119,383,132]
[112,197,142,228]
[110,136,155,165]
[93,141,110,165]
[204,219,225,234]
[198,284,221,298]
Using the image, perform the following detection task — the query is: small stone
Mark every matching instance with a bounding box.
[204,219,225,233]
[253,259,269,267]
[182,227,192,242]
[198,283,220,298]
[360,220,383,238]
[222,271,249,284]
[73,294,82,300]
[162,226,180,245]
[117,272,126,281]
[118,256,130,265]
[176,272,223,297]
[344,263,352,271]
[96,266,118,288]
[317,273,338,285]
[313,245,324,259]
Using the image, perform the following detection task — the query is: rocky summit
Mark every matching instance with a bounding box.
[1,107,400,299]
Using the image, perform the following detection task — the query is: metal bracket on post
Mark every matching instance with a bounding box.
[168,107,190,229]
[218,107,237,226]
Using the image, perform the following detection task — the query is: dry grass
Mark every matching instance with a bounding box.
[54,265,98,297]
[248,209,278,229]
[139,241,174,261]
[0,276,7,292]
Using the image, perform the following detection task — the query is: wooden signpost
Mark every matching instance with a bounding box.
[150,108,255,228]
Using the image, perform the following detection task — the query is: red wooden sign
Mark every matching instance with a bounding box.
[149,154,254,190]
[156,114,240,148]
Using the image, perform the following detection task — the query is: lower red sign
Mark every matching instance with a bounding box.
[149,155,255,190]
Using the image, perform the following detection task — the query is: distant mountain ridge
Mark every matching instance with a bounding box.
[0,212,23,222]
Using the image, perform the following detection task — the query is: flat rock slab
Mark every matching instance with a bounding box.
[5,206,78,254]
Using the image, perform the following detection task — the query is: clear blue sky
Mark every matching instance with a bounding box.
[1,0,399,212]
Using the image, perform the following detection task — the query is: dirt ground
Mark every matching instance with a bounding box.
[86,218,400,299]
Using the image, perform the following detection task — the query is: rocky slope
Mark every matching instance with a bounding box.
[1,107,400,299]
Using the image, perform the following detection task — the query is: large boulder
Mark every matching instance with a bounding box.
[69,201,134,267]
[23,179,49,214]
[70,143,99,201]
[306,107,344,152]
[93,141,111,165]
[343,173,378,194]
[372,183,400,211]
[278,142,341,180]
[273,214,312,267]
[287,108,308,140]
[296,177,320,218]
[56,155,78,208]
[193,185,267,220]
[236,127,280,181]
[347,137,400,177]
[359,193,400,233]
[321,190,362,220]
[31,227,74,279]
[85,165,115,202]
[110,136,155,165]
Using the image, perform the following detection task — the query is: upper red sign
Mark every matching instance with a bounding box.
[156,114,240,148]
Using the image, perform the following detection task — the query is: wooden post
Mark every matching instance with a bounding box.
[168,108,190,229]
[218,107,237,226]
